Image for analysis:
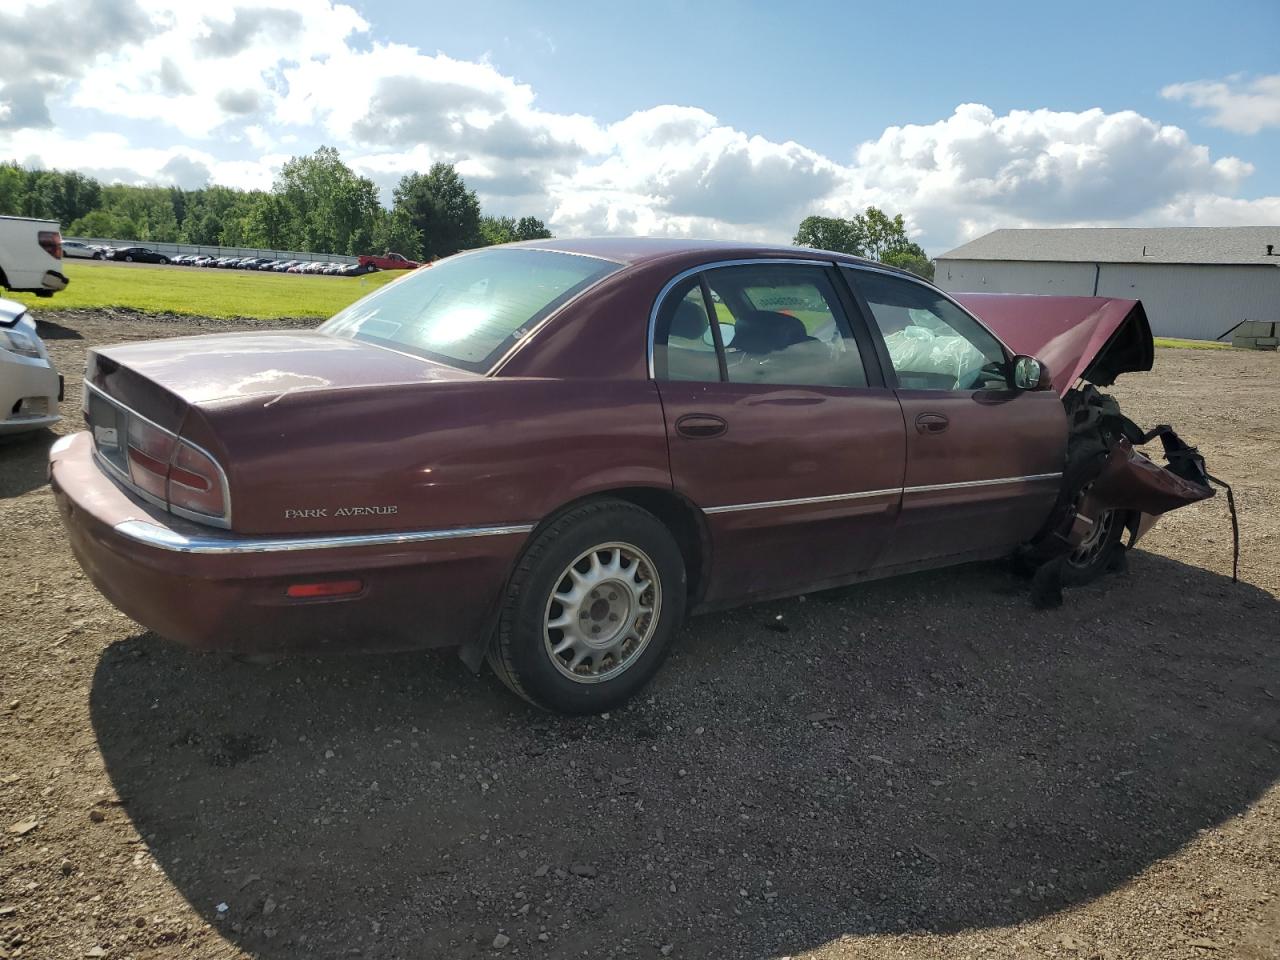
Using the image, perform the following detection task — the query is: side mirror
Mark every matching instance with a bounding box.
[1011,355,1046,390]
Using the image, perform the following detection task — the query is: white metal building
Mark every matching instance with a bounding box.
[935,226,1280,340]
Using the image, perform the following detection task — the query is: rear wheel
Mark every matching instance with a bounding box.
[489,500,686,714]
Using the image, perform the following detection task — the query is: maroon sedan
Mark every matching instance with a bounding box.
[50,238,1214,713]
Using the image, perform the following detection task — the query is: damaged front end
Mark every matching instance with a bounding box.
[1026,385,1228,577]
[954,293,1235,589]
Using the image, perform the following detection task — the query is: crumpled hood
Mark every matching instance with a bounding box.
[953,293,1154,396]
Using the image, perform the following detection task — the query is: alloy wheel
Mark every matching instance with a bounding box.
[543,542,661,684]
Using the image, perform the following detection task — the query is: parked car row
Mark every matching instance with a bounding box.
[62,242,376,275]
[167,254,368,275]
[62,240,109,260]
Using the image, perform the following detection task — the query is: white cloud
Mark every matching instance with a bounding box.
[0,0,151,129]
[65,1,367,139]
[1,127,284,191]
[827,103,1261,249]
[1,0,1276,253]
[1162,74,1280,134]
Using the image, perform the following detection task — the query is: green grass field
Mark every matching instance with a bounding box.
[1153,337,1230,350]
[7,258,403,320]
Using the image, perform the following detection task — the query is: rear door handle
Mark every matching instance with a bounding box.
[914,412,949,435]
[675,414,727,439]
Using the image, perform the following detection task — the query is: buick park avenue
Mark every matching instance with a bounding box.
[50,238,1215,713]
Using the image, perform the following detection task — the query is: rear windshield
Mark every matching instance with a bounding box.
[320,248,620,372]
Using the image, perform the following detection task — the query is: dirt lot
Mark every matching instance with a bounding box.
[1,309,1277,960]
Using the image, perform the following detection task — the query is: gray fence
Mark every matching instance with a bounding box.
[67,237,358,265]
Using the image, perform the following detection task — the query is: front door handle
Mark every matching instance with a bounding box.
[915,412,949,435]
[675,413,727,439]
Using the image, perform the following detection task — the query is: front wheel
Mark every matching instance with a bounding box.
[1063,493,1124,585]
[124,255,133,262]
[488,500,686,714]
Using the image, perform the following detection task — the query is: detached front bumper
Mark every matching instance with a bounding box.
[49,432,528,655]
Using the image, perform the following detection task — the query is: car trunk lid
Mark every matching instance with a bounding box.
[87,329,478,414]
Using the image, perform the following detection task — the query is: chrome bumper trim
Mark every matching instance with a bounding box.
[113,519,535,555]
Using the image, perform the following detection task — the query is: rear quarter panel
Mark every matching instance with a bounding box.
[191,377,671,536]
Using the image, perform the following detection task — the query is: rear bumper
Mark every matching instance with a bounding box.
[50,432,528,655]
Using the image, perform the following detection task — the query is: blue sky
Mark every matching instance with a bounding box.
[399,0,1280,191]
[2,0,1278,251]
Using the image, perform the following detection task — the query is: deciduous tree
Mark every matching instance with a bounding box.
[393,163,483,259]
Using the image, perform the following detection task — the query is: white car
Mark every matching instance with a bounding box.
[0,296,61,435]
[62,239,105,260]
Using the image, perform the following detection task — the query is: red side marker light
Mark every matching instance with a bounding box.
[286,580,363,599]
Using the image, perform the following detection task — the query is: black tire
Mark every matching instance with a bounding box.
[488,499,686,714]
[159,256,169,265]
[124,255,133,262]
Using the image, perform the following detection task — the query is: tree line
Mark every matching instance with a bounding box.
[0,147,551,260]
[794,209,933,279]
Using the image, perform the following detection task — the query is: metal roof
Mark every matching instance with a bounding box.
[937,226,1280,266]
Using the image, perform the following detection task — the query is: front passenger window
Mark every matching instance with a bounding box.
[852,269,1007,390]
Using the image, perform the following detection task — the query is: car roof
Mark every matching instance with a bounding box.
[506,236,905,274]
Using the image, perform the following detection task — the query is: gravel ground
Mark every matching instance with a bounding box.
[1,309,1277,960]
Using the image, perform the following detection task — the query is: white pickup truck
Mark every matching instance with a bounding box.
[0,215,69,298]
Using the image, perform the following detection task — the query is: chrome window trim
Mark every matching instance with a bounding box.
[647,257,834,380]
[700,473,1062,515]
[504,246,625,266]
[837,262,1017,359]
[84,380,233,529]
[113,519,536,555]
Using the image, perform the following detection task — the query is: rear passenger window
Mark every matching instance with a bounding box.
[653,278,721,382]
[704,264,867,388]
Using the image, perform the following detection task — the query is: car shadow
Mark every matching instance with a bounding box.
[0,428,57,497]
[89,553,1280,959]
[32,318,83,340]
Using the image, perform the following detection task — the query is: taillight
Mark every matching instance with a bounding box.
[38,230,62,260]
[126,418,176,499]
[167,442,226,519]
[88,386,231,526]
